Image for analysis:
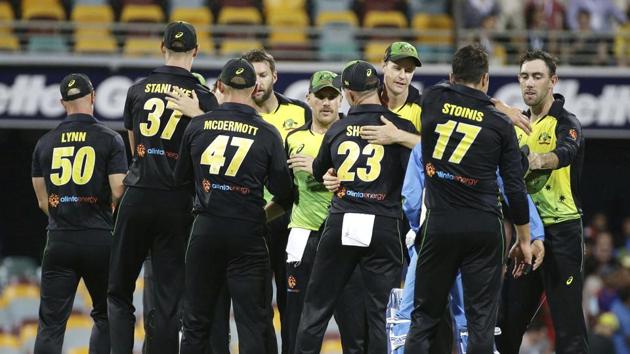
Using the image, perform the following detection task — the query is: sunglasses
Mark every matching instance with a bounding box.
[314,91,340,100]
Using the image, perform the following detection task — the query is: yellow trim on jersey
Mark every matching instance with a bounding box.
[394,102,422,133]
[260,104,308,142]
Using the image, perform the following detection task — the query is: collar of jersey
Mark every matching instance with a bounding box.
[524,93,566,121]
[152,65,196,80]
[446,83,492,103]
[218,102,259,116]
[347,104,388,116]
[61,113,98,124]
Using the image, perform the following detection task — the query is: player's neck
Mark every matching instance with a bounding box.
[385,86,408,110]
[64,105,93,116]
[311,118,332,134]
[223,95,255,108]
[529,95,554,122]
[255,92,279,114]
[164,58,192,71]
[353,94,381,105]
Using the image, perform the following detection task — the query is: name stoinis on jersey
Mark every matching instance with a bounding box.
[204,120,259,136]
[442,103,484,122]
[60,131,87,142]
[144,83,193,97]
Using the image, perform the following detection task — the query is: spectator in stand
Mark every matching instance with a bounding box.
[566,9,615,66]
[497,0,525,30]
[585,231,618,276]
[525,3,562,55]
[588,312,619,354]
[615,8,630,66]
[567,0,627,32]
[526,0,566,30]
[475,14,508,65]
[586,211,610,240]
[458,0,501,28]
[617,216,630,249]
[611,286,630,354]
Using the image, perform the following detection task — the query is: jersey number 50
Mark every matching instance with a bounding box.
[432,120,481,164]
[140,98,183,140]
[201,135,254,177]
[50,146,95,186]
[337,141,384,182]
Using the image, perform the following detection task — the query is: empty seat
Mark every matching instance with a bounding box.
[412,13,453,63]
[363,10,407,29]
[316,10,358,27]
[264,0,306,14]
[312,0,353,16]
[169,7,212,28]
[72,4,114,38]
[363,41,390,63]
[27,35,69,52]
[22,2,65,20]
[0,333,19,354]
[18,323,38,353]
[120,4,164,23]
[75,35,118,54]
[63,315,92,350]
[220,39,263,56]
[0,35,20,51]
[217,6,262,25]
[0,2,15,33]
[268,11,309,45]
[123,37,162,56]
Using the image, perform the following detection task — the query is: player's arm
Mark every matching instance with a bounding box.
[360,115,420,149]
[312,131,334,183]
[165,88,205,117]
[266,135,297,222]
[266,130,295,217]
[108,134,129,207]
[490,98,532,135]
[32,177,49,216]
[530,114,582,170]
[123,87,136,155]
[173,126,195,187]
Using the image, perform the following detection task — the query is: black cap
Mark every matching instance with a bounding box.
[218,58,257,89]
[60,73,94,101]
[163,21,197,52]
[341,60,380,92]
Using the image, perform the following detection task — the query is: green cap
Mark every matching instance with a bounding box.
[309,70,341,94]
[341,60,380,92]
[384,41,422,67]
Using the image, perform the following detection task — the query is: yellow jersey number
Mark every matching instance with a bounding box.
[140,97,183,140]
[337,141,384,182]
[50,146,95,186]
[432,120,481,164]
[200,135,254,177]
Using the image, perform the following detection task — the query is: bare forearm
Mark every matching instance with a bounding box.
[396,131,421,149]
[530,152,559,170]
[514,223,531,243]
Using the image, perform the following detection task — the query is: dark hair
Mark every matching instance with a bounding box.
[242,49,276,74]
[519,50,558,76]
[451,44,489,85]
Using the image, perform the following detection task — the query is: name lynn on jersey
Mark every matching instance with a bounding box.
[204,120,259,136]
[61,131,87,142]
[144,83,193,97]
[442,103,484,122]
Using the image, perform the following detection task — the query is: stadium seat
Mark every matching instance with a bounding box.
[263,0,306,14]
[0,257,39,288]
[268,11,309,45]
[67,347,89,354]
[119,4,164,23]
[0,36,20,51]
[196,35,215,56]
[615,23,630,63]
[22,2,65,20]
[18,323,37,353]
[3,283,39,328]
[216,0,258,7]
[72,4,114,38]
[123,37,162,56]
[413,13,453,63]
[27,35,69,53]
[312,0,353,16]
[63,315,92,350]
[363,40,390,63]
[217,6,262,25]
[0,2,14,33]
[318,22,358,61]
[220,39,263,56]
[169,7,212,28]
[74,0,108,4]
[362,0,404,12]
[0,333,19,354]
[316,10,359,27]
[363,10,407,29]
[74,34,118,54]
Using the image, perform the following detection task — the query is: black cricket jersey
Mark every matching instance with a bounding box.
[123,65,218,191]
[421,82,529,225]
[31,114,128,231]
[174,102,294,224]
[312,104,416,219]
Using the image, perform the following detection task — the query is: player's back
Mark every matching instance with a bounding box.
[313,103,416,218]
[421,82,524,217]
[176,102,292,224]
[32,114,128,231]
[123,65,217,190]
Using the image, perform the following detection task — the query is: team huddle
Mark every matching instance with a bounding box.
[30,21,587,354]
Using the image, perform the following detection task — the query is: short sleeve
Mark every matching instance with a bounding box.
[108,133,129,175]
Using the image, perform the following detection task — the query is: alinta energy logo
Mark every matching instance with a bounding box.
[49,194,98,207]
[426,163,479,187]
[136,144,178,160]
[202,179,251,195]
[335,186,386,201]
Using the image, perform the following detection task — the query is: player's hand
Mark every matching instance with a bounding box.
[165,88,204,117]
[287,154,314,175]
[528,152,543,170]
[491,98,531,135]
[360,116,399,145]
[509,239,533,278]
[322,168,340,192]
[531,239,545,271]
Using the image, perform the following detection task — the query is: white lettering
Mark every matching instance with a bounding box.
[95,76,134,119]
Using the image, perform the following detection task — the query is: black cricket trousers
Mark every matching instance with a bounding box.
[285,228,367,354]
[295,213,403,354]
[108,187,191,354]
[35,230,111,354]
[496,218,588,354]
[180,214,275,354]
[404,209,504,354]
